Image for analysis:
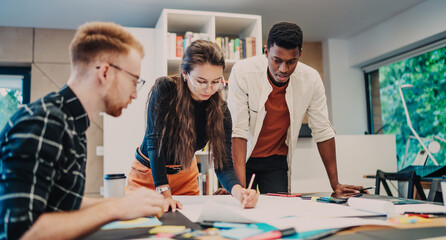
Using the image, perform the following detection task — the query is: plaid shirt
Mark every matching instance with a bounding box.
[0,85,89,239]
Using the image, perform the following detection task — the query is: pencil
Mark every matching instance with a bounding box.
[242,173,256,208]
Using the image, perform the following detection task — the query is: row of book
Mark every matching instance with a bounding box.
[167,32,210,59]
[215,36,256,60]
[167,32,256,60]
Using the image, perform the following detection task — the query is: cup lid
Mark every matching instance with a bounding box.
[104,173,126,180]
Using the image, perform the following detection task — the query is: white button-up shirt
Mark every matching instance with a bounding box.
[227,55,335,190]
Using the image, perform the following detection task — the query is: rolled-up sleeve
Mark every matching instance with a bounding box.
[306,74,336,143]
[227,63,250,140]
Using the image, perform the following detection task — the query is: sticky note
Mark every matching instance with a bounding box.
[149,225,186,234]
[101,217,162,230]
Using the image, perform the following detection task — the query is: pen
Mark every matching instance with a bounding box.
[404,212,446,216]
[242,174,256,208]
[242,227,296,240]
[404,214,437,218]
[359,186,375,192]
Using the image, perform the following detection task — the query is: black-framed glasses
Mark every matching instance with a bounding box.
[187,73,226,91]
[96,63,146,91]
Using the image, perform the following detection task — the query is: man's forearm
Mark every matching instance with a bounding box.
[232,137,247,187]
[80,196,107,209]
[317,137,339,190]
[21,200,118,240]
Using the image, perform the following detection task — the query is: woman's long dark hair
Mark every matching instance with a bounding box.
[148,40,227,170]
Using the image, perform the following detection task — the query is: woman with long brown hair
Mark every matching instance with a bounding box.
[127,40,258,211]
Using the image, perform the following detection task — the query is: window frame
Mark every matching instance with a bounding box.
[0,66,31,104]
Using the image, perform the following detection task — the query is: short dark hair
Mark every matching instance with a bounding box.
[267,22,303,50]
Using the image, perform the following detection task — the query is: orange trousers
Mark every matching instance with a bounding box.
[126,152,199,195]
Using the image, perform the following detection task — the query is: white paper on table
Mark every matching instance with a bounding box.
[394,204,446,214]
[273,198,377,218]
[266,216,391,232]
[175,195,207,222]
[176,195,378,223]
[347,197,396,215]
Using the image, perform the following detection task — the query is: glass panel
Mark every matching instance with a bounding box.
[0,75,24,130]
[374,46,446,169]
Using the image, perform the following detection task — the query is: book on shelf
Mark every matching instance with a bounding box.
[251,37,256,56]
[167,32,177,58]
[169,32,256,60]
[176,36,183,58]
[215,37,222,49]
[168,31,210,58]
[215,36,256,60]
[241,39,246,59]
[234,38,241,60]
[245,37,252,58]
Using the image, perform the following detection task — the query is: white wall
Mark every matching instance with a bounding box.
[348,0,446,67]
[291,135,397,193]
[323,39,368,134]
[322,0,446,135]
[103,28,157,175]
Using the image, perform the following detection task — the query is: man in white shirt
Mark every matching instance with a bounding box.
[228,22,364,194]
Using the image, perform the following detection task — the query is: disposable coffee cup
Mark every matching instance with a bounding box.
[442,176,446,212]
[104,173,126,198]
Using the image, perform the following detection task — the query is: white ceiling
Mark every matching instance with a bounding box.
[0,0,425,41]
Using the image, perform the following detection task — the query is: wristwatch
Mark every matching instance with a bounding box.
[156,186,171,194]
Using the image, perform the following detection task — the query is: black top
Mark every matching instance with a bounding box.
[0,85,89,239]
[137,77,240,191]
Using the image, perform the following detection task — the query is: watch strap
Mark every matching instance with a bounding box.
[156,186,171,193]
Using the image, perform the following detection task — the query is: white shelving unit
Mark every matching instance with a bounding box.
[155,9,262,78]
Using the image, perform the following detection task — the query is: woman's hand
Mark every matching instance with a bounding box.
[158,187,182,212]
[231,185,258,208]
[162,196,183,212]
[213,188,230,195]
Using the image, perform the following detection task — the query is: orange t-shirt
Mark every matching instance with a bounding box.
[251,76,290,158]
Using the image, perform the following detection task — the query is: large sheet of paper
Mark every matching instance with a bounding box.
[394,204,446,214]
[175,195,385,229]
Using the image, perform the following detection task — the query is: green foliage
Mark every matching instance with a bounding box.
[379,46,446,169]
[0,88,22,131]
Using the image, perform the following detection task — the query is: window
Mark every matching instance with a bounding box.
[365,45,445,170]
[0,67,31,130]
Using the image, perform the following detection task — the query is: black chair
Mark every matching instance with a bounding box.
[375,169,426,200]
[427,178,443,203]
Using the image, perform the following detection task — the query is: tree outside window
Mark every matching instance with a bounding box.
[368,46,446,169]
[0,67,31,132]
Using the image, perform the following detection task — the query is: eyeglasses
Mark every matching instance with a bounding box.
[96,63,146,91]
[187,73,226,92]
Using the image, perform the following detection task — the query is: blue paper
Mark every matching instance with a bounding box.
[284,228,339,239]
[219,222,278,239]
[101,217,162,230]
[220,227,264,239]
